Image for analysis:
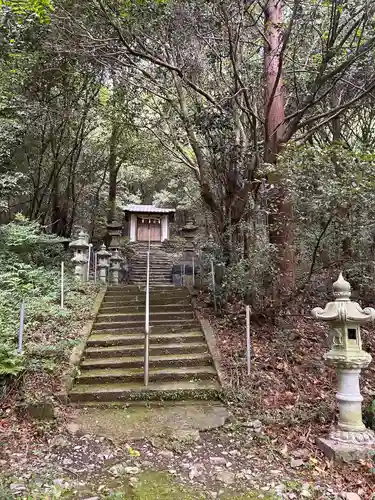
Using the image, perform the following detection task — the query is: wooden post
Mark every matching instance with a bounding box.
[18,300,25,355]
[246,305,251,375]
[94,252,97,283]
[192,254,195,288]
[211,259,217,313]
[87,243,92,281]
[60,261,64,308]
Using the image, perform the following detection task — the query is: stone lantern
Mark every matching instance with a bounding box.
[69,230,89,282]
[107,221,122,250]
[182,217,198,261]
[312,272,375,459]
[97,244,111,284]
[109,249,122,285]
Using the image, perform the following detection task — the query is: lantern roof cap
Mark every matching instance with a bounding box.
[107,221,122,230]
[69,230,89,249]
[182,217,198,231]
[333,272,351,300]
[312,272,375,323]
[110,249,122,261]
[97,244,111,257]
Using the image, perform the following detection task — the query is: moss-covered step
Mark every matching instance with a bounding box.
[87,331,205,347]
[81,352,212,370]
[99,304,193,314]
[77,365,217,384]
[93,319,200,331]
[97,311,194,323]
[69,379,221,403]
[102,297,191,307]
[104,289,189,298]
[131,271,171,276]
[85,341,208,358]
[91,324,201,336]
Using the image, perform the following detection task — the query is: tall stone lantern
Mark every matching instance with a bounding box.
[107,221,122,250]
[109,249,122,285]
[69,230,89,282]
[312,272,375,459]
[182,217,198,261]
[97,244,111,284]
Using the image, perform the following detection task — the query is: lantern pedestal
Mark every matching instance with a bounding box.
[312,272,375,461]
[97,245,111,285]
[109,250,122,285]
[72,256,86,281]
[334,367,368,435]
[316,437,375,462]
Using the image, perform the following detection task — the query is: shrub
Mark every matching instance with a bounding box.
[0,216,95,384]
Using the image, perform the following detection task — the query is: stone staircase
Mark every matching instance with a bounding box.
[129,243,174,286]
[69,285,220,404]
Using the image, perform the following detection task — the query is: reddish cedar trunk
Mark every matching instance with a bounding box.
[264,0,295,296]
[264,0,285,162]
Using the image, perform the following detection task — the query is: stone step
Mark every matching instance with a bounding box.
[131,281,172,286]
[131,270,170,273]
[93,319,200,331]
[81,352,212,369]
[131,259,172,264]
[99,304,192,314]
[97,311,194,322]
[104,290,188,298]
[130,274,171,278]
[103,290,188,298]
[103,292,190,300]
[131,282,171,286]
[77,366,217,385]
[84,341,208,357]
[70,380,220,403]
[91,323,200,335]
[101,298,191,307]
[130,273,172,283]
[103,295,186,303]
[131,280,172,284]
[131,265,171,268]
[87,331,205,347]
[108,285,141,292]
[131,263,171,268]
[131,266,171,271]
[132,263,171,266]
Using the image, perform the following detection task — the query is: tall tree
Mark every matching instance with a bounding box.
[59,0,375,291]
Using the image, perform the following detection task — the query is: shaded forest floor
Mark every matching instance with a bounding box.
[1,285,375,499]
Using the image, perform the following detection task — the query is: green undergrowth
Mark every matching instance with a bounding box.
[131,472,278,499]
[0,471,279,499]
[0,215,98,397]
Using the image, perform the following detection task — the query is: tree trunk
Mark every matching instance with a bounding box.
[264,0,295,296]
[107,121,122,225]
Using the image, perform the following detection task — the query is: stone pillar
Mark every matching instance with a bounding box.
[312,272,375,460]
[109,249,122,285]
[96,245,111,284]
[335,368,365,433]
[69,230,89,282]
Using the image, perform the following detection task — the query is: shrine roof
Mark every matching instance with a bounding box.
[123,204,176,214]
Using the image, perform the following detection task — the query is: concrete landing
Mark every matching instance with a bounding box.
[69,403,229,442]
